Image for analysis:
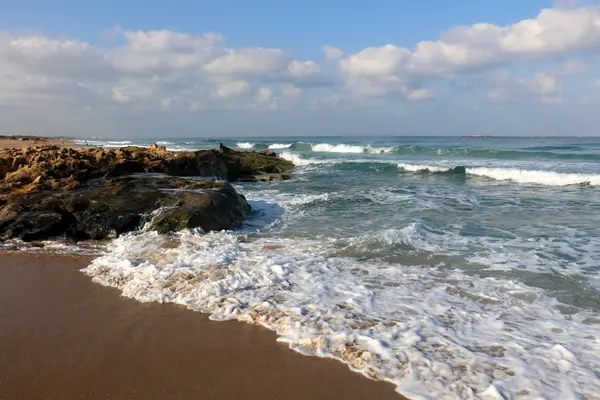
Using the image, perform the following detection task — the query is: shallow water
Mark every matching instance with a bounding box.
[80,136,600,399]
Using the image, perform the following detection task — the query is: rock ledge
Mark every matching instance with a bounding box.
[0,144,294,241]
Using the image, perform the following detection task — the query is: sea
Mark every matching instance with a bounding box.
[65,137,600,398]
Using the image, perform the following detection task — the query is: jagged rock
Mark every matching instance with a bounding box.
[0,144,295,242]
[0,211,73,241]
[150,143,168,153]
[0,144,293,191]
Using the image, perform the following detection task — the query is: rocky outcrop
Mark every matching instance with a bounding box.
[0,144,294,191]
[0,176,251,241]
[0,144,294,242]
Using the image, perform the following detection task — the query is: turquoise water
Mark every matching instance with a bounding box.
[82,137,600,399]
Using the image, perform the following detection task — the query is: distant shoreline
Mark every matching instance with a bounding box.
[0,138,76,149]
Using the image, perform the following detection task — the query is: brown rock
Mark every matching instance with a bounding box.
[0,143,296,242]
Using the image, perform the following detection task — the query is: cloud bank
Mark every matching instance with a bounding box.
[1,6,599,136]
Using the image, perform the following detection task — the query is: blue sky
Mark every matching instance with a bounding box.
[1,0,600,137]
[1,1,554,54]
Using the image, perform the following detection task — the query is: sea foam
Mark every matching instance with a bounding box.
[82,228,600,400]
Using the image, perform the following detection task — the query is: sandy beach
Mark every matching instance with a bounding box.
[0,139,75,149]
[0,252,404,400]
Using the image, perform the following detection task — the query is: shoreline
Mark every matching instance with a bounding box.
[0,251,405,399]
[0,138,76,149]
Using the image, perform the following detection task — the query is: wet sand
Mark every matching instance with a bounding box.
[0,252,405,400]
[0,139,75,149]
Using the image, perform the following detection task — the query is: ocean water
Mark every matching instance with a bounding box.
[77,136,600,399]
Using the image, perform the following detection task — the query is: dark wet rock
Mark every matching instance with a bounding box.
[259,150,277,157]
[0,176,251,241]
[148,184,250,233]
[0,211,74,242]
[0,144,295,241]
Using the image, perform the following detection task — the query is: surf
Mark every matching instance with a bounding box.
[397,162,600,186]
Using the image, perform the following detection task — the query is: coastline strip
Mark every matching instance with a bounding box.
[0,252,405,400]
[0,138,76,149]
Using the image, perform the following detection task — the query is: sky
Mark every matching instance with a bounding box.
[1,0,600,137]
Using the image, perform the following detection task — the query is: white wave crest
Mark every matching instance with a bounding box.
[468,167,600,186]
[236,142,255,149]
[312,143,393,154]
[279,151,336,166]
[268,143,292,149]
[280,151,311,165]
[397,163,453,173]
[397,163,600,186]
[85,140,134,148]
[312,143,365,153]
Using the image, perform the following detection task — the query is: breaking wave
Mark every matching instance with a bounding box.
[234,142,600,161]
[268,143,293,149]
[311,143,394,154]
[398,163,600,186]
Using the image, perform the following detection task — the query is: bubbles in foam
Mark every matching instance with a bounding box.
[83,229,600,400]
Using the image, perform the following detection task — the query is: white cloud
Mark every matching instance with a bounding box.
[204,48,291,76]
[109,30,224,72]
[406,89,433,100]
[111,87,131,103]
[255,87,272,103]
[160,96,177,111]
[322,45,344,60]
[487,90,507,102]
[282,84,302,96]
[211,80,250,99]
[1,4,600,135]
[560,60,587,75]
[592,79,600,88]
[341,45,410,77]
[287,60,320,76]
[340,7,600,95]
[0,28,333,112]
[253,87,277,110]
[519,73,561,94]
